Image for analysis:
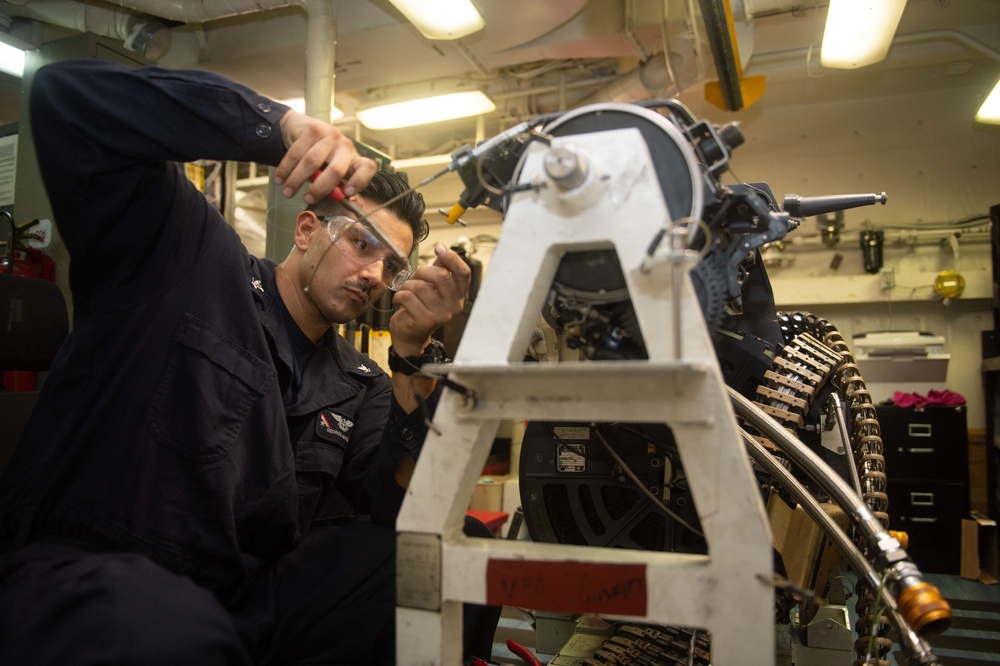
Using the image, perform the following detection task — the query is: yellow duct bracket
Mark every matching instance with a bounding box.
[705,75,767,112]
[698,0,766,111]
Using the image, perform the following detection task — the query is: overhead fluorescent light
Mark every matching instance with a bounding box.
[820,0,908,69]
[280,98,344,121]
[0,39,26,78]
[357,91,495,130]
[388,0,484,40]
[976,78,1000,125]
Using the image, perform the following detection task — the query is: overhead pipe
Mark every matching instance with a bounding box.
[577,0,701,106]
[302,0,336,123]
[8,0,309,61]
[100,0,299,24]
[266,0,337,261]
[747,29,1000,75]
[893,29,1000,62]
[738,0,816,20]
[108,0,345,120]
[3,0,171,60]
[10,0,342,112]
[576,51,693,105]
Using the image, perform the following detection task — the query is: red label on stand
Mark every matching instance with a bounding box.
[486,560,647,615]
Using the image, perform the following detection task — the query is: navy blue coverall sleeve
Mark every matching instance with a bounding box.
[30,60,289,299]
[366,388,443,526]
[6,60,427,593]
[30,59,435,532]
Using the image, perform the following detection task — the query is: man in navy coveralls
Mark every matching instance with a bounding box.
[0,59,496,664]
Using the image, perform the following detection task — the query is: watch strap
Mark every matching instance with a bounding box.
[388,340,448,376]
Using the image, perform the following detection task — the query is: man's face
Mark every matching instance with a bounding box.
[300,196,414,324]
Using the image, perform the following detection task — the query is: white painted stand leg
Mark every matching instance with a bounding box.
[396,126,775,665]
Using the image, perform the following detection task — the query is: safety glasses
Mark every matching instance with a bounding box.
[321,215,413,291]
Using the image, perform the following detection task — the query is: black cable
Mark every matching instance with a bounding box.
[2,210,14,274]
[539,422,702,537]
[591,425,704,538]
[614,424,685,473]
[396,352,475,400]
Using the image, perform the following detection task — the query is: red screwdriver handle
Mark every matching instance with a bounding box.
[311,169,349,202]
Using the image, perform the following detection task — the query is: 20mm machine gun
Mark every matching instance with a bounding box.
[394,99,950,666]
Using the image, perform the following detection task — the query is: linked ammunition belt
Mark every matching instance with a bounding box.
[776,312,891,666]
[577,625,711,666]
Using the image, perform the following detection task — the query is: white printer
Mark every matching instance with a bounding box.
[852,331,949,402]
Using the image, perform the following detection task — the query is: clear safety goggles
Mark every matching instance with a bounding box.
[321,215,413,291]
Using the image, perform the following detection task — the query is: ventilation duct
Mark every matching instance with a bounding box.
[3,0,171,60]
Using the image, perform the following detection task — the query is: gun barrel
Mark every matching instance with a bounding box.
[783,192,887,217]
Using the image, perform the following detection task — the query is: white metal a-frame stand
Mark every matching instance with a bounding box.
[396,121,775,665]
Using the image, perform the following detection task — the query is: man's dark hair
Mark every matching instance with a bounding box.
[307,170,429,253]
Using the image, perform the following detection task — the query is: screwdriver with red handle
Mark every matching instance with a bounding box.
[309,169,409,259]
[311,169,366,220]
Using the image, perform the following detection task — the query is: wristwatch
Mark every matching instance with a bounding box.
[388,340,448,376]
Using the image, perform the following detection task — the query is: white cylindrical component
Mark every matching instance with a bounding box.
[543,145,588,191]
[540,143,604,211]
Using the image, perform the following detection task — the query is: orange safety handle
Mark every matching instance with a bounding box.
[445,203,466,225]
[896,580,952,637]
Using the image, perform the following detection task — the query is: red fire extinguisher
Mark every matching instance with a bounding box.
[2,216,58,392]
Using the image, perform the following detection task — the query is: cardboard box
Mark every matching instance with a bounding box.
[960,511,998,584]
[767,492,849,592]
[968,431,989,515]
[469,475,508,512]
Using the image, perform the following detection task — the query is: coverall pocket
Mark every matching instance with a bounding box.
[297,441,346,477]
[148,314,275,462]
[296,440,349,521]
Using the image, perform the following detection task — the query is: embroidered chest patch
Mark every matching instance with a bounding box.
[317,409,354,444]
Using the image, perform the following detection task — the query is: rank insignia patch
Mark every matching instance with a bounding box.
[317,409,354,444]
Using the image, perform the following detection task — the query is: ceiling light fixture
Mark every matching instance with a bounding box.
[0,37,26,78]
[976,78,1000,125]
[820,0,908,69]
[387,0,485,41]
[357,90,495,130]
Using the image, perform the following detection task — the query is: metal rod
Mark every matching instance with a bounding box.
[741,431,940,665]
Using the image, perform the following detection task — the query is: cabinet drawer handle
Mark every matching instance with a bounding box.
[907,423,932,438]
[910,492,935,506]
[904,447,934,454]
[909,517,938,524]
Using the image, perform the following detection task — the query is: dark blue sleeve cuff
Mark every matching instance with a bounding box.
[370,385,445,525]
[385,384,444,467]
